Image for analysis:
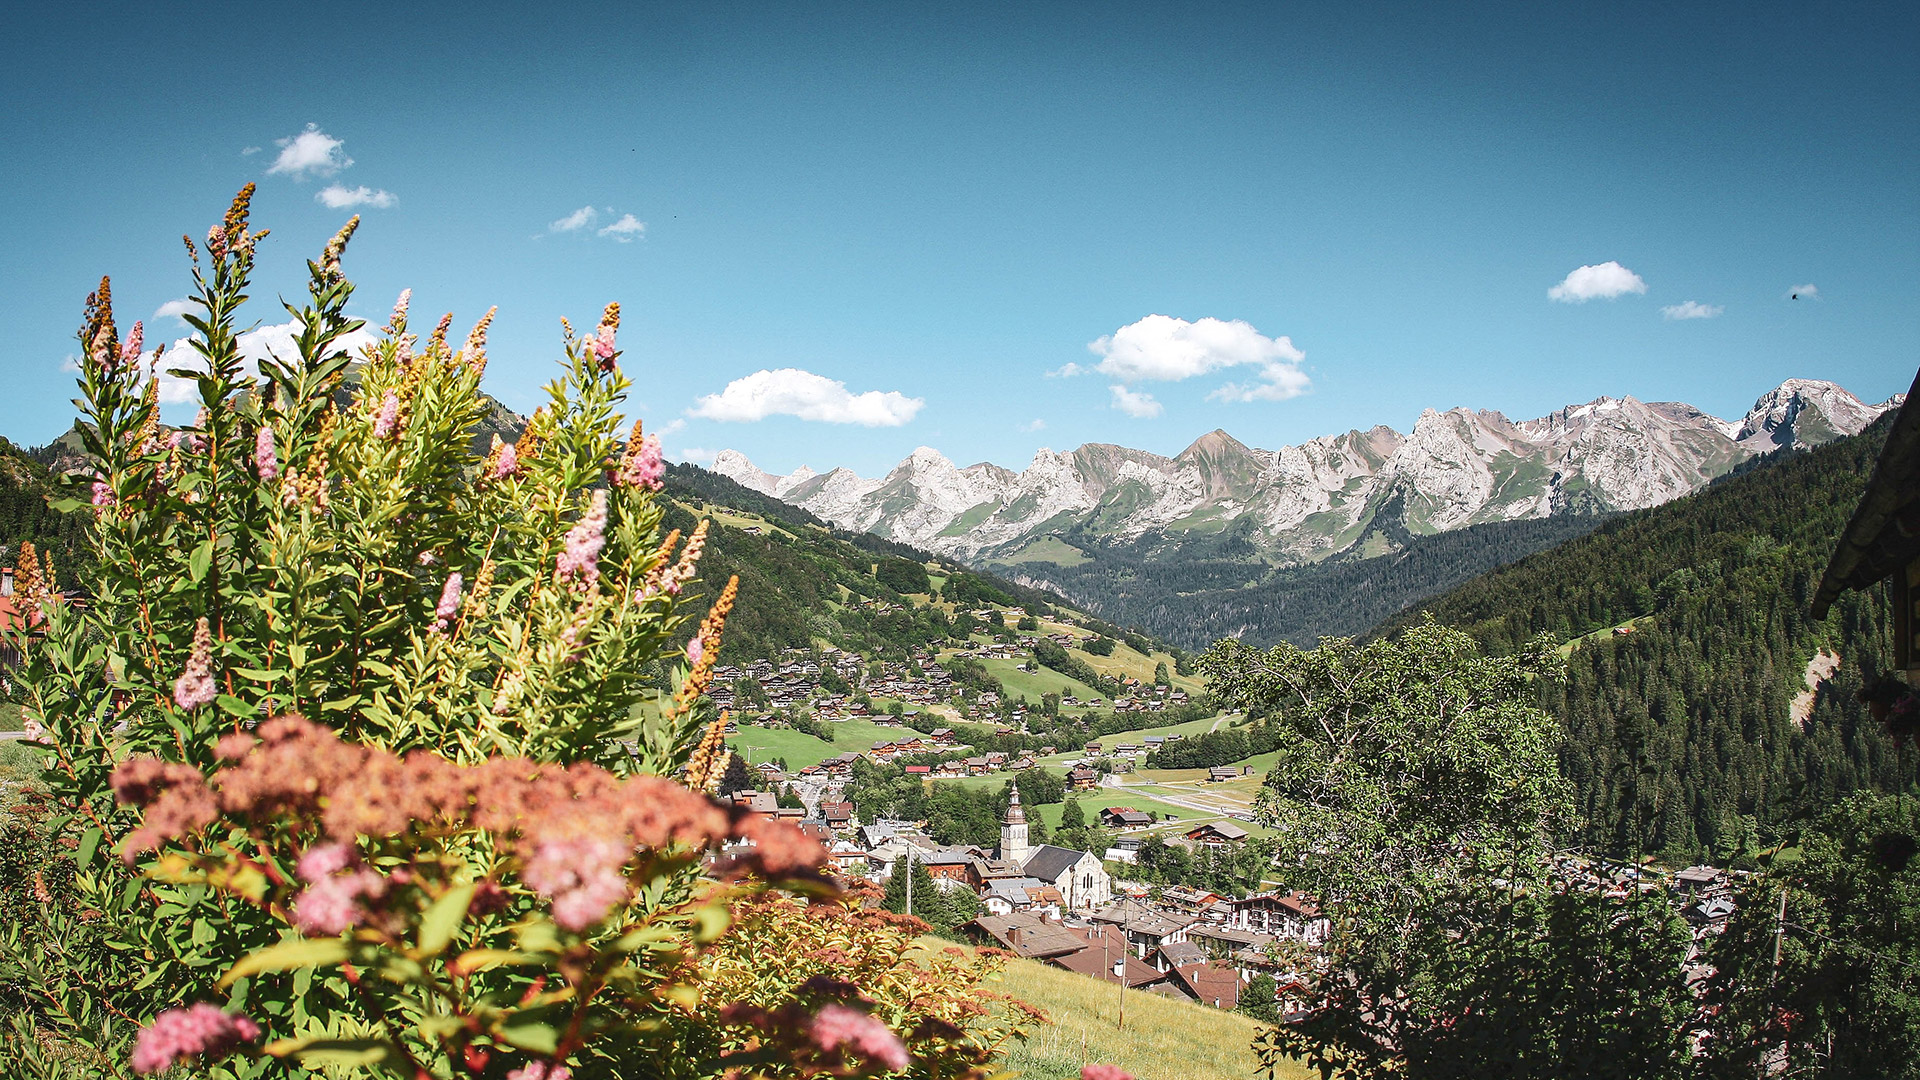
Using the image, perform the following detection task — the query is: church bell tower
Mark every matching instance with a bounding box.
[1000,785,1031,868]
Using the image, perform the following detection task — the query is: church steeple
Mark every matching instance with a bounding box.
[1000,784,1031,867]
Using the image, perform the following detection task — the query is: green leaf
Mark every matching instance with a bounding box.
[416,882,475,958]
[216,694,259,718]
[265,1036,394,1066]
[219,937,349,987]
[189,540,215,583]
[76,827,102,868]
[494,1019,559,1054]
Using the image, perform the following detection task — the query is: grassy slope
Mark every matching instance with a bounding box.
[991,954,1309,1080]
[727,716,912,771]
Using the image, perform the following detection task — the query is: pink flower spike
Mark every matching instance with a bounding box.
[173,617,217,711]
[506,1064,572,1080]
[389,288,412,330]
[810,1004,909,1073]
[619,434,664,491]
[1082,1067,1133,1080]
[119,321,144,368]
[130,1004,260,1075]
[492,440,520,479]
[593,325,616,368]
[373,390,401,439]
[296,842,355,884]
[436,573,464,619]
[685,637,704,666]
[555,490,608,589]
[254,427,278,481]
[91,479,115,507]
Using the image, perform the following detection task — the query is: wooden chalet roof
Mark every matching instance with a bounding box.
[1813,366,1920,618]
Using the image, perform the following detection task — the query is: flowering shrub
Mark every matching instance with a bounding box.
[0,189,1025,1079]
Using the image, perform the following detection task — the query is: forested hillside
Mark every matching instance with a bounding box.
[0,436,89,590]
[1380,419,1909,863]
[1011,509,1606,648]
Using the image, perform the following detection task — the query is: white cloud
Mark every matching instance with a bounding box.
[550,206,597,232]
[153,299,196,323]
[240,146,261,156]
[1081,314,1309,403]
[676,447,718,465]
[654,418,687,438]
[265,124,352,179]
[1021,418,1047,432]
[316,184,396,209]
[1110,385,1163,418]
[1661,300,1723,321]
[1548,261,1648,303]
[689,368,924,427]
[1788,283,1819,300]
[598,214,645,242]
[150,319,378,405]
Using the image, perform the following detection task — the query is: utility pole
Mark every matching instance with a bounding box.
[1771,886,1790,985]
[1114,950,1126,1031]
[904,846,914,918]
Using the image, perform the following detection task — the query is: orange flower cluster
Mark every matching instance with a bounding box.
[111,715,829,899]
[670,574,737,719]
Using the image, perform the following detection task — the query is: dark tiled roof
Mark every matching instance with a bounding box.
[1022,845,1089,883]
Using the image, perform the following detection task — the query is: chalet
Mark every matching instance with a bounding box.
[730,791,778,815]
[1207,766,1247,783]
[1157,886,1224,915]
[1103,836,1143,863]
[1067,768,1099,791]
[1090,897,1197,958]
[1152,941,1209,971]
[1185,821,1250,848]
[903,764,931,777]
[1814,366,1920,683]
[1162,961,1243,1009]
[1226,891,1330,944]
[1672,865,1727,897]
[961,912,1087,960]
[819,802,854,828]
[1049,927,1169,989]
[980,877,1065,917]
[1100,808,1154,830]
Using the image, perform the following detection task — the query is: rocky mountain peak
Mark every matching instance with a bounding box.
[709,377,1895,568]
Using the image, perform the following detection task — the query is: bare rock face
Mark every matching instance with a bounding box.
[708,379,1893,565]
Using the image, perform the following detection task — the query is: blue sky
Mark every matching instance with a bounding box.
[4,1,1915,476]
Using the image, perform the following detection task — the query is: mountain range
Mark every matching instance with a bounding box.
[713,379,1898,645]
[716,379,1894,567]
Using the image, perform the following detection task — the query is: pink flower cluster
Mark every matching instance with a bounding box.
[506,1063,572,1080]
[432,572,464,633]
[130,1004,260,1075]
[592,302,620,371]
[555,490,608,589]
[491,440,520,479]
[388,288,412,332]
[291,842,386,936]
[173,617,217,711]
[521,834,632,930]
[618,433,664,491]
[1082,1067,1134,1080]
[373,390,401,439]
[119,321,144,370]
[809,1004,910,1073]
[91,479,115,507]
[254,427,278,481]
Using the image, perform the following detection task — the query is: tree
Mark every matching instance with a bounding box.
[776,784,807,810]
[1083,636,1115,657]
[1262,882,1695,1080]
[1015,615,1037,631]
[716,752,758,797]
[875,557,931,595]
[1153,660,1171,686]
[1201,622,1567,931]
[1695,792,1920,1079]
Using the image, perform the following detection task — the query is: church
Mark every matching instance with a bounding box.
[997,786,1113,911]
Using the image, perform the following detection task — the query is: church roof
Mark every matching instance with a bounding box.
[1022,844,1090,883]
